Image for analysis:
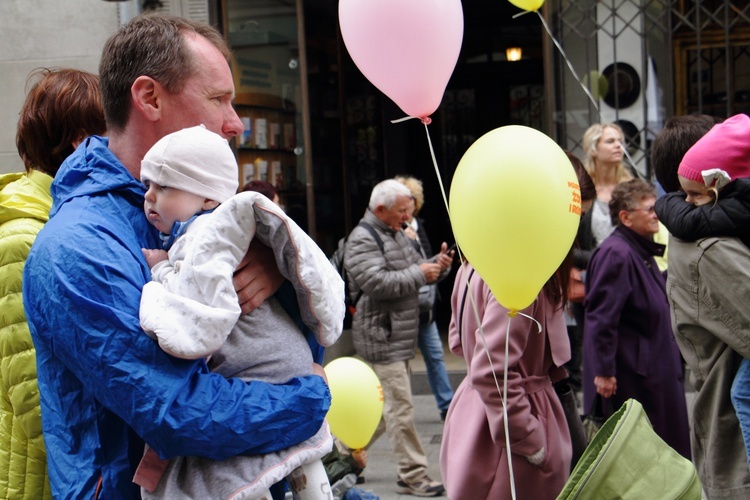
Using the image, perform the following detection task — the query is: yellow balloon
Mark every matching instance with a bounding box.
[324,357,384,449]
[582,70,609,101]
[508,0,545,12]
[449,126,580,312]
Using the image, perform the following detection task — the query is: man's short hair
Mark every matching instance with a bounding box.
[369,179,412,211]
[99,15,231,132]
[651,115,721,193]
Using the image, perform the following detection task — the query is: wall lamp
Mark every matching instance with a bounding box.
[506,47,523,62]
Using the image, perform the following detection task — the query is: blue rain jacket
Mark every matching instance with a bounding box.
[23,136,330,499]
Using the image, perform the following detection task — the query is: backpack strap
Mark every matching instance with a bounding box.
[347,222,386,309]
[357,221,384,254]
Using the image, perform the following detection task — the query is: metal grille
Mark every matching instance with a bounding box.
[551,0,749,180]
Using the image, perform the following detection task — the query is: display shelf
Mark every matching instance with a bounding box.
[233,98,301,194]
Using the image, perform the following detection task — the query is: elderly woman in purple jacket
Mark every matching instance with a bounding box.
[583,179,691,458]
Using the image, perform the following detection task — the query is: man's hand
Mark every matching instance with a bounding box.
[594,375,617,398]
[233,239,284,314]
[419,262,443,283]
[312,363,328,384]
[435,242,455,271]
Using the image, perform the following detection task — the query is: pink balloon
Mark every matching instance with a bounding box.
[339,0,464,120]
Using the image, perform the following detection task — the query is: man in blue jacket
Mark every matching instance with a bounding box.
[22,15,330,499]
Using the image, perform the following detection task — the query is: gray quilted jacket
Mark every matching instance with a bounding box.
[344,210,445,363]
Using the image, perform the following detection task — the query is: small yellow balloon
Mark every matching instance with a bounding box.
[324,357,384,449]
[449,126,580,312]
[508,0,545,12]
[582,70,609,101]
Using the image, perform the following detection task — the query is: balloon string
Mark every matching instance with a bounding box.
[390,116,414,124]
[421,121,469,263]
[514,12,641,175]
[390,116,432,125]
[501,315,517,500]
[422,122,451,225]
[465,278,517,500]
[391,116,466,261]
[515,10,600,118]
[517,311,542,333]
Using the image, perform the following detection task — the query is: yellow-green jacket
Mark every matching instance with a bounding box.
[0,170,52,499]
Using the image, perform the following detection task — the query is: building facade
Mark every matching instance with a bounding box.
[1,0,748,257]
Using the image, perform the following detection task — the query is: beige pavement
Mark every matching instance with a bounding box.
[347,339,697,500]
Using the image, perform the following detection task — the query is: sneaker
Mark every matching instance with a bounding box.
[396,475,445,497]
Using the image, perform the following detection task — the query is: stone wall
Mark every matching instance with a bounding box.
[0,0,119,173]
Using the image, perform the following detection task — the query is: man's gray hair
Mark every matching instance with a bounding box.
[369,179,412,211]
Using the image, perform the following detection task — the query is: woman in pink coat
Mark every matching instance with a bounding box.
[440,262,572,499]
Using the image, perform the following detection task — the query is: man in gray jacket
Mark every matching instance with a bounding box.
[344,179,453,497]
[652,116,750,499]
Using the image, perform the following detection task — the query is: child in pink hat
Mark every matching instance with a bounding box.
[656,114,750,249]
[677,113,750,207]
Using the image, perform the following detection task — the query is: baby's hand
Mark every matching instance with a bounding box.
[142,248,168,268]
[351,448,367,468]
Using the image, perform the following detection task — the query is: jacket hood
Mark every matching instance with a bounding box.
[50,135,146,218]
[0,170,53,225]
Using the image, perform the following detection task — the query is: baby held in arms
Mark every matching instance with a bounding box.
[135,125,344,499]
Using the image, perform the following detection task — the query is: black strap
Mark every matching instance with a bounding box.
[357,221,384,254]
[348,222,386,307]
[457,268,476,345]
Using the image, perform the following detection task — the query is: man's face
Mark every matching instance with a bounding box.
[376,195,412,231]
[160,34,244,140]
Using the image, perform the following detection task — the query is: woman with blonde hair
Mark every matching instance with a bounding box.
[582,123,634,246]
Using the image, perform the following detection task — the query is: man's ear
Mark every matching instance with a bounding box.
[203,199,220,210]
[131,76,162,122]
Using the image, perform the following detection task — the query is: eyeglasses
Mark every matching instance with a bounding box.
[629,205,655,214]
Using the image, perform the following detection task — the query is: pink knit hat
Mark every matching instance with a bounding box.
[678,113,750,188]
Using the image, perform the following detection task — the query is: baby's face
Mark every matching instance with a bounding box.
[143,181,208,234]
[678,175,714,206]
